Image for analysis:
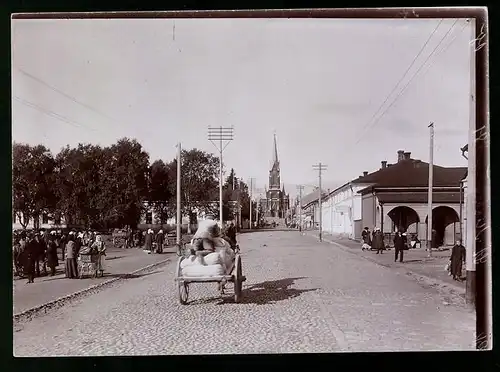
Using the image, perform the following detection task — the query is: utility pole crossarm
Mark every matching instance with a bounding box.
[207,126,234,229]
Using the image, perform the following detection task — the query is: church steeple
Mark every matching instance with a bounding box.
[272,132,279,166]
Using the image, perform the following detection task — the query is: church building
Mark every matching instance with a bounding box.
[259,134,290,218]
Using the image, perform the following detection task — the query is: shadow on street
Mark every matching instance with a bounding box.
[208,277,317,305]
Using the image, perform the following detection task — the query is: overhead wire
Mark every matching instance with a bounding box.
[15,67,116,123]
[13,95,96,131]
[356,19,444,137]
[353,18,460,146]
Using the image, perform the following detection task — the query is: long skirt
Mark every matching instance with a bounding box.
[97,254,106,273]
[65,258,78,278]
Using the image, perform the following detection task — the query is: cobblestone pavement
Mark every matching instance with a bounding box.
[306,231,466,293]
[13,231,475,356]
[13,248,172,314]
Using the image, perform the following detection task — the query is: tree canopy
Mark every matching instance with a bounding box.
[12,139,253,229]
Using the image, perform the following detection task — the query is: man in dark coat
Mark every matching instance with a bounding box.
[450,240,466,280]
[393,230,404,263]
[156,230,164,254]
[226,222,237,247]
[23,235,36,283]
[372,228,384,254]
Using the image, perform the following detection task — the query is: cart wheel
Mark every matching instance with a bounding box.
[234,255,243,303]
[178,281,189,305]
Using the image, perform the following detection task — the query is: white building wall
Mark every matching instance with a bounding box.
[320,183,370,239]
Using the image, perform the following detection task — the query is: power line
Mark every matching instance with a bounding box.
[357,19,444,136]
[15,67,116,122]
[13,95,95,131]
[354,18,460,145]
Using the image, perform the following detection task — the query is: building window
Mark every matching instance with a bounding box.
[146,212,153,225]
[42,213,49,224]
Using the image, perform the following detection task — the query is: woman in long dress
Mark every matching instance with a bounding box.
[64,235,78,278]
[450,240,466,281]
[46,232,59,276]
[93,234,107,277]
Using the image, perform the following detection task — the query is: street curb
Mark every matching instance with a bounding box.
[13,257,171,323]
[303,232,466,296]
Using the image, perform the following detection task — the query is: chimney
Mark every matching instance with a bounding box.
[397,150,405,162]
[381,161,387,169]
[363,171,368,177]
[404,152,411,160]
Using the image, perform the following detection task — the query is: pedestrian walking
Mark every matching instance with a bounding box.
[64,235,78,279]
[156,229,164,254]
[23,234,36,283]
[449,240,466,281]
[393,230,405,263]
[372,228,384,254]
[33,233,46,277]
[46,231,59,276]
[144,229,153,254]
[92,234,106,277]
[361,227,371,251]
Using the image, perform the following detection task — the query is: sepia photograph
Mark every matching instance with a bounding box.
[11,8,490,356]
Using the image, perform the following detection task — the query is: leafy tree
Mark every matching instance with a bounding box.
[54,143,104,228]
[13,143,57,229]
[101,138,150,228]
[149,159,175,224]
[179,148,219,227]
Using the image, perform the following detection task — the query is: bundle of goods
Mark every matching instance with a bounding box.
[190,219,221,252]
[180,241,235,277]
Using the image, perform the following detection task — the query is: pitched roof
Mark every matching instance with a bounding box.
[355,159,466,193]
[301,189,328,207]
[376,191,462,204]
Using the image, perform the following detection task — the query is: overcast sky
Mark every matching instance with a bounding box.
[12,17,473,198]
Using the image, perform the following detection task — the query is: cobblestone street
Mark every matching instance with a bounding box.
[13,231,475,356]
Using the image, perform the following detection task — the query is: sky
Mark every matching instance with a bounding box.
[11,17,473,199]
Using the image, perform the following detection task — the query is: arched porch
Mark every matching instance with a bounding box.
[387,206,420,235]
[425,206,460,247]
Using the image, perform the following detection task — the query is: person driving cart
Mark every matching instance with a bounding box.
[224,222,237,248]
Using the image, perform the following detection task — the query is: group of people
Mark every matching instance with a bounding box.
[142,229,166,254]
[13,229,107,283]
[361,227,385,254]
[362,226,408,262]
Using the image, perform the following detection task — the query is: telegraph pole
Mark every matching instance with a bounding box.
[208,126,234,230]
[427,123,434,258]
[176,143,182,246]
[313,163,328,242]
[249,178,255,229]
[297,185,304,232]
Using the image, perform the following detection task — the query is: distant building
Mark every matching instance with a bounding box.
[12,211,67,230]
[259,133,290,218]
[357,150,466,247]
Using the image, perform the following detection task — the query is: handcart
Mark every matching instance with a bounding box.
[174,249,246,305]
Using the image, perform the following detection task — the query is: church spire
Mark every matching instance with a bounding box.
[272,132,279,165]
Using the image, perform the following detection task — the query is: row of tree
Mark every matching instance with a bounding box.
[13,138,259,230]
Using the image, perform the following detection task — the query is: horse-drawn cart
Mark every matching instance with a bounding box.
[174,249,246,304]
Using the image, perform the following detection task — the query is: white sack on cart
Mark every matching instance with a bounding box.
[180,255,208,269]
[181,264,225,277]
[193,219,220,240]
[204,252,222,266]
